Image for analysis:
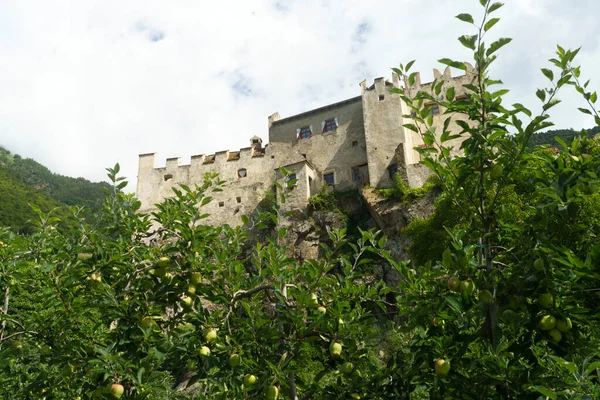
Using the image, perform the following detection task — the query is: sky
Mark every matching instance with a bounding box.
[0,0,598,192]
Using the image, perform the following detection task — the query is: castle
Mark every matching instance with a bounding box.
[137,65,476,226]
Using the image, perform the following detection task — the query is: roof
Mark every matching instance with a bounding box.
[271,95,362,125]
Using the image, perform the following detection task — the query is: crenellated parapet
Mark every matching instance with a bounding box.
[404,63,477,96]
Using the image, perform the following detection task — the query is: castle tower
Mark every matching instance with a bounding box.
[359,75,404,188]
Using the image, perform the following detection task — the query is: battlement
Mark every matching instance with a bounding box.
[404,63,475,90]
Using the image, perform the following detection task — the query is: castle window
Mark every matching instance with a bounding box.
[238,168,247,178]
[287,173,297,190]
[298,126,312,140]
[410,111,417,118]
[353,168,360,181]
[323,119,337,133]
[324,172,335,186]
[218,201,224,207]
[388,164,399,178]
[379,95,385,101]
[352,140,358,148]
[164,174,173,182]
[236,196,242,203]
[425,102,440,115]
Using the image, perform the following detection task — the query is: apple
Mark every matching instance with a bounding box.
[533,258,544,271]
[186,359,196,370]
[479,290,493,304]
[460,280,476,296]
[186,284,197,295]
[340,361,354,374]
[157,257,170,268]
[539,315,557,331]
[329,341,342,359]
[266,386,279,400]
[40,344,52,354]
[243,374,257,386]
[62,364,74,377]
[190,272,202,285]
[447,277,460,292]
[229,353,241,368]
[90,273,102,282]
[556,318,572,332]
[140,317,154,329]
[317,306,327,315]
[548,328,562,343]
[538,294,554,309]
[198,346,211,357]
[310,293,319,308]
[205,328,218,342]
[490,163,504,180]
[351,394,361,399]
[77,253,92,261]
[181,296,193,310]
[434,359,451,376]
[110,383,124,398]
[338,318,345,328]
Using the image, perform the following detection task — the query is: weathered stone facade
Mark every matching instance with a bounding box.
[137,67,475,226]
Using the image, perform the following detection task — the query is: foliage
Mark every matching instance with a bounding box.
[1,1,600,399]
[529,126,600,148]
[377,174,439,206]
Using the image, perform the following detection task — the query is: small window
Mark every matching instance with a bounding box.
[324,172,335,186]
[323,119,337,133]
[298,126,312,140]
[164,174,173,182]
[286,173,297,190]
[432,104,440,115]
[410,111,417,118]
[388,164,399,178]
[379,95,385,101]
[238,168,247,178]
[353,168,360,181]
[352,140,358,148]
[236,197,241,203]
[252,139,260,145]
[218,201,224,207]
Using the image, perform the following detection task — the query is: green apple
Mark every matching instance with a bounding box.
[243,374,257,386]
[266,386,279,400]
[140,317,154,329]
[229,353,241,368]
[490,163,504,180]
[538,294,554,309]
[556,318,572,332]
[205,328,218,342]
[62,364,74,377]
[110,383,124,398]
[548,328,562,343]
[186,284,197,295]
[351,394,361,399]
[539,315,557,331]
[198,346,211,357]
[479,290,493,304]
[533,258,544,271]
[340,361,354,374]
[157,257,170,268]
[447,277,460,292]
[40,344,52,354]
[317,306,327,315]
[329,341,342,359]
[190,272,202,285]
[152,267,167,278]
[338,318,345,328]
[460,280,476,296]
[186,359,196,370]
[181,296,193,310]
[310,293,319,308]
[434,359,451,376]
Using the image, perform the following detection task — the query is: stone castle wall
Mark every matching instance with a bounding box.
[137,69,474,227]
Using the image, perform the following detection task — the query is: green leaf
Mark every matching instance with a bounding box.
[438,58,467,71]
[542,98,561,111]
[458,35,477,50]
[578,108,592,115]
[403,124,418,133]
[488,2,504,13]
[531,386,557,400]
[585,361,600,375]
[445,295,464,312]
[446,87,455,102]
[405,60,416,72]
[590,92,597,103]
[541,68,554,81]
[486,38,512,57]
[455,13,474,24]
[409,72,418,86]
[484,18,500,32]
[536,89,546,102]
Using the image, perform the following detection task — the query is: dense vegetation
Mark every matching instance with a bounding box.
[529,126,600,147]
[0,147,109,233]
[0,1,599,399]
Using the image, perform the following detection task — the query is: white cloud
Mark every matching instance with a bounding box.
[0,0,598,191]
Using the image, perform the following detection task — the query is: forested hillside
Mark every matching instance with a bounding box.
[529,125,600,147]
[0,146,110,233]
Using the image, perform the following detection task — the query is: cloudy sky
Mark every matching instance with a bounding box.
[1,0,598,191]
